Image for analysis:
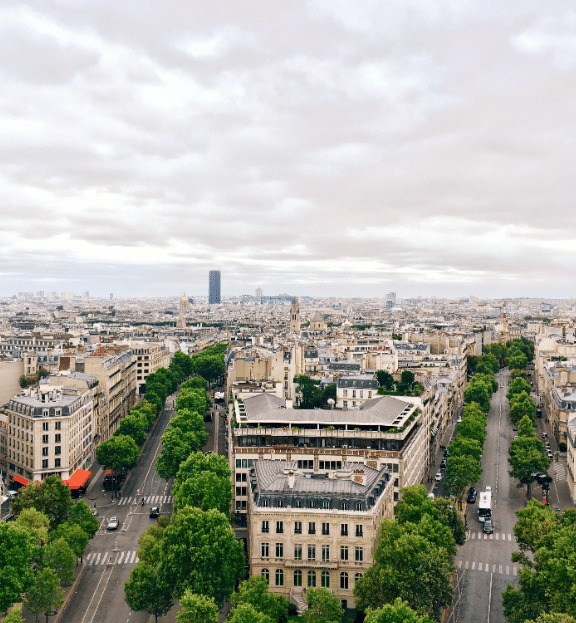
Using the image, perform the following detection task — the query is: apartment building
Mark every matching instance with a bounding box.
[3,384,94,485]
[231,394,427,526]
[247,460,394,610]
[130,340,171,394]
[567,417,576,504]
[336,376,379,409]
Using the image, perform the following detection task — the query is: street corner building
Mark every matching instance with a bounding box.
[247,459,395,611]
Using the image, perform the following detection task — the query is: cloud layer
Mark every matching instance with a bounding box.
[1,0,575,298]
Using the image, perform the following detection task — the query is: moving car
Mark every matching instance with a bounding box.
[434,472,443,482]
[483,518,494,534]
[149,507,160,518]
[457,416,462,423]
[485,485,492,493]
[107,517,119,530]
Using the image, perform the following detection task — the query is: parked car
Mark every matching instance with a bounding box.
[107,517,119,531]
[434,472,443,482]
[547,451,553,459]
[457,416,462,423]
[467,487,477,503]
[149,507,160,518]
[440,459,447,469]
[483,518,494,534]
[512,425,518,431]
[443,450,450,457]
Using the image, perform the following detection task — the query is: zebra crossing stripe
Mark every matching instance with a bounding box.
[513,567,517,576]
[472,562,476,570]
[457,560,462,568]
[495,533,499,540]
[118,552,125,565]
[508,534,512,541]
[465,561,469,569]
[94,553,101,565]
[506,565,509,575]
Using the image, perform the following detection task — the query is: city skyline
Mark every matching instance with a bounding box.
[1,1,575,299]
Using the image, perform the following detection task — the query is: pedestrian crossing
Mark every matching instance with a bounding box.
[85,551,139,566]
[456,559,518,576]
[553,462,566,481]
[466,531,515,541]
[117,495,174,506]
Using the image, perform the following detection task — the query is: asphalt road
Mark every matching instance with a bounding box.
[448,369,523,623]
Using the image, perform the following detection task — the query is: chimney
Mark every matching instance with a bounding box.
[287,470,295,489]
[285,399,293,409]
[352,469,366,486]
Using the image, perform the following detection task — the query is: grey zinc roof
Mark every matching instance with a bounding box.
[253,460,382,495]
[242,393,412,426]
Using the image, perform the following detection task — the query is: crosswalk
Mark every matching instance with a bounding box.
[466,531,515,541]
[553,462,566,481]
[117,495,174,506]
[456,560,518,575]
[85,551,139,566]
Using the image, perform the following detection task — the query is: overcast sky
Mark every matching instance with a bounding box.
[1,1,575,300]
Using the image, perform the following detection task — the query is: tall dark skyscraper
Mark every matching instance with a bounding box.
[209,270,221,304]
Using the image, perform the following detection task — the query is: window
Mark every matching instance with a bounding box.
[42,435,49,443]
[355,573,363,583]
[261,569,269,583]
[341,546,349,561]
[275,543,284,558]
[261,543,269,558]
[55,422,61,431]
[236,487,247,496]
[322,545,330,562]
[322,522,330,535]
[308,522,316,535]
[343,390,348,397]
[55,446,61,455]
[294,544,302,561]
[340,572,349,590]
[322,499,331,509]
[42,447,49,456]
[236,472,247,482]
[55,459,61,468]
[321,571,330,588]
[261,499,269,507]
[341,524,348,537]
[355,547,363,562]
[55,434,61,443]
[276,521,283,534]
[356,525,363,537]
[294,522,302,535]
[235,501,247,511]
[294,570,302,587]
[307,570,316,587]
[308,545,316,561]
[42,460,48,468]
[261,521,269,534]
[42,422,49,431]
[343,401,348,408]
[275,569,284,587]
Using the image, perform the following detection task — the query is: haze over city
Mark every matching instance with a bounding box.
[1,1,575,298]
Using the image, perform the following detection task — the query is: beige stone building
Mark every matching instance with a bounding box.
[130,340,171,394]
[247,460,394,610]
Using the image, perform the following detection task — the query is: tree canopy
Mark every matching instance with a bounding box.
[11,475,74,530]
[365,598,434,623]
[231,576,289,623]
[303,587,343,623]
[97,434,140,473]
[0,522,35,612]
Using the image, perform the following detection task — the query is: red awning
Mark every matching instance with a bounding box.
[13,475,30,487]
[65,469,92,490]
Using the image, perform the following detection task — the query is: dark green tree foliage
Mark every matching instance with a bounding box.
[131,400,157,427]
[508,437,550,497]
[467,356,480,376]
[173,470,232,516]
[15,508,50,545]
[483,342,507,367]
[97,434,140,474]
[231,576,289,622]
[474,372,498,393]
[444,455,482,505]
[180,377,208,391]
[463,381,491,413]
[192,355,225,383]
[49,522,89,560]
[354,519,454,621]
[24,567,64,623]
[115,413,147,446]
[156,427,205,480]
[170,408,207,438]
[174,451,232,487]
[503,504,576,622]
[11,475,73,530]
[176,591,219,623]
[303,586,343,623]
[365,598,434,623]
[509,392,537,425]
[170,350,194,382]
[457,417,487,446]
[158,507,244,607]
[401,370,415,387]
[137,518,170,565]
[125,561,174,623]
[507,377,532,401]
[69,500,100,539]
[448,436,483,461]
[41,537,76,586]
[177,388,209,414]
[227,604,274,623]
[0,522,35,612]
[517,415,536,438]
[376,370,395,390]
[294,375,337,409]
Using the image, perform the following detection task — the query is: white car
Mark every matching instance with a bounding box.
[107,517,119,530]
[485,486,492,493]
[434,473,443,482]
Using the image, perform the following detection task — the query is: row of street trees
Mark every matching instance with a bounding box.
[2,476,100,622]
[354,485,465,622]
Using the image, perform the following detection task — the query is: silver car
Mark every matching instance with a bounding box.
[107,517,119,530]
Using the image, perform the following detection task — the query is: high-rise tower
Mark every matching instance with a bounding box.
[209,270,221,304]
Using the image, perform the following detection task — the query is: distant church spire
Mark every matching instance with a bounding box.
[176,292,188,329]
[289,297,301,334]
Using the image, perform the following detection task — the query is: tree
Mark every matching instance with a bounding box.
[517,415,536,438]
[376,370,394,390]
[401,370,415,387]
[447,436,483,461]
[513,500,558,553]
[527,615,576,623]
[177,388,209,414]
[510,393,536,426]
[507,378,532,401]
[474,373,498,394]
[97,435,140,474]
[227,604,274,623]
[231,576,289,622]
[508,353,528,371]
[456,417,486,446]
[115,414,147,446]
[365,598,434,623]
[69,500,100,540]
[15,508,50,545]
[303,587,343,623]
[508,437,551,497]
[463,382,491,413]
[156,427,205,480]
[480,354,500,374]
[4,605,24,623]
[176,591,219,623]
[463,401,486,420]
[137,518,170,565]
[174,451,232,489]
[295,375,321,408]
[432,497,466,546]
[49,522,89,561]
[42,537,76,586]
[131,400,157,428]
[11,476,73,530]
[158,507,244,606]
[173,470,232,515]
[124,561,173,623]
[444,455,482,506]
[180,376,208,391]
[0,522,35,612]
[354,519,454,621]
[23,568,64,623]
[193,355,225,383]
